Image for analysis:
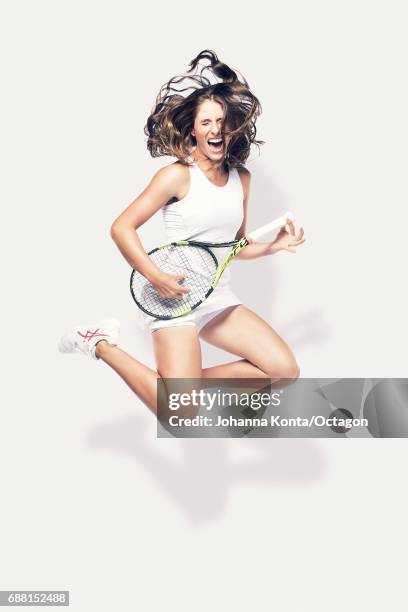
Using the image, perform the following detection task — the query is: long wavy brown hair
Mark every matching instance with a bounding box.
[144,50,264,168]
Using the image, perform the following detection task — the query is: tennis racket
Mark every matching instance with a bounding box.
[130,212,294,320]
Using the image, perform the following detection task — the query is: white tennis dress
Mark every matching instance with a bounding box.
[139,159,244,333]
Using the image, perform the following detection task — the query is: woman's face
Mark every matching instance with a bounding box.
[191,99,230,162]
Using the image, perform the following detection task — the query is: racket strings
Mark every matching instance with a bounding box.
[131,245,217,318]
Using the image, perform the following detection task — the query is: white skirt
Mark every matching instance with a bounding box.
[136,283,242,333]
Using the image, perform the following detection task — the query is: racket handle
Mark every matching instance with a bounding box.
[247,211,295,241]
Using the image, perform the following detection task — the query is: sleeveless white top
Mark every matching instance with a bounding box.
[137,160,245,331]
[162,160,244,287]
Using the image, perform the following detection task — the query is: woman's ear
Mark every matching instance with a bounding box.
[191,128,196,138]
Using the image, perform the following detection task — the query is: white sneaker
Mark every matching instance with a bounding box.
[58,318,120,360]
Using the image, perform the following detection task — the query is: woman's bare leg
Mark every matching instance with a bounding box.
[95,325,202,415]
[94,306,299,416]
[95,341,159,414]
[199,305,300,383]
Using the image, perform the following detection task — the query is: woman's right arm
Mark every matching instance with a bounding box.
[110,163,190,299]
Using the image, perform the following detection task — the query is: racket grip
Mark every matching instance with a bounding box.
[247,211,295,241]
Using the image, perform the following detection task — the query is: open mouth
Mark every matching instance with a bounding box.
[207,138,224,152]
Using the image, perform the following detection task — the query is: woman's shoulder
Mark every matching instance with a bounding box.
[235,165,251,199]
[154,160,190,181]
[153,161,190,201]
[235,165,251,179]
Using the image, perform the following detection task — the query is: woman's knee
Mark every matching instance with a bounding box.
[158,366,203,379]
[263,354,300,381]
[159,377,203,420]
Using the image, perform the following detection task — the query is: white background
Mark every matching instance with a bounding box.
[1,1,407,610]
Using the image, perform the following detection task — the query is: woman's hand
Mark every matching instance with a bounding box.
[269,219,306,254]
[235,219,306,260]
[149,271,190,300]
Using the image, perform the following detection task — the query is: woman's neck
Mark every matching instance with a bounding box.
[191,152,228,178]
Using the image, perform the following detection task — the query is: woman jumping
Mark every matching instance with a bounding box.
[58,49,306,416]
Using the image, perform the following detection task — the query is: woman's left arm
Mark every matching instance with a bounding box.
[234,168,306,259]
